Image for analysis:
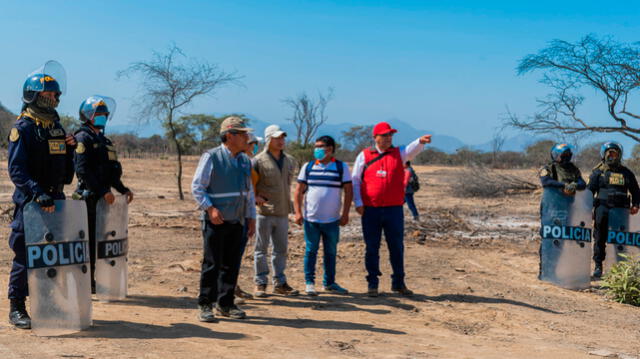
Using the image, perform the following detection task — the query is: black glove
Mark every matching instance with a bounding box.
[35,193,54,208]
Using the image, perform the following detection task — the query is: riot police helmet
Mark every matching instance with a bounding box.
[22,60,67,104]
[550,143,574,163]
[600,141,623,165]
[79,95,117,129]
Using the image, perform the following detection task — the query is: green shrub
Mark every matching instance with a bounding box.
[602,254,640,306]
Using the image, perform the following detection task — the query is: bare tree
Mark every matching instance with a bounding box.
[341,124,374,152]
[118,45,240,199]
[283,88,334,147]
[490,129,506,166]
[504,35,640,142]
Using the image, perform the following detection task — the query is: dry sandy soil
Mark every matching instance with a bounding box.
[0,157,639,359]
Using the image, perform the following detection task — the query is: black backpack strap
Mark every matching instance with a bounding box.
[361,148,392,180]
[335,160,344,187]
[304,160,315,180]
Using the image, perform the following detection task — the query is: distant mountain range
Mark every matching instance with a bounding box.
[0,101,568,153]
[108,117,549,153]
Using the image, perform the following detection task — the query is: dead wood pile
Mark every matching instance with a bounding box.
[451,166,538,198]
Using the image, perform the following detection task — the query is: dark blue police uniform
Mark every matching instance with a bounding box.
[73,123,129,287]
[7,113,74,300]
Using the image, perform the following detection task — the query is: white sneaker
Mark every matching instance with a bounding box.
[305,284,318,296]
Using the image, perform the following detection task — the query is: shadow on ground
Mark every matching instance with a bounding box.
[62,320,247,340]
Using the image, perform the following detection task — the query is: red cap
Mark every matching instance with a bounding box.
[372,122,398,136]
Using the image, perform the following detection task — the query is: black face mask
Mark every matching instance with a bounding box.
[35,94,60,110]
[605,152,621,167]
[558,153,572,165]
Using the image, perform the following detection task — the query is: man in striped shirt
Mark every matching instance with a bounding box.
[294,135,353,295]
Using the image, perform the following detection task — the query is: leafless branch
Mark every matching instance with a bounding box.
[283,87,334,147]
[117,44,242,199]
[508,35,640,143]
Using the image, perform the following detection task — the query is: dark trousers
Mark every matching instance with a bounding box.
[404,193,419,219]
[361,205,405,289]
[237,218,251,270]
[593,206,609,264]
[85,196,98,285]
[198,221,244,307]
[8,203,27,300]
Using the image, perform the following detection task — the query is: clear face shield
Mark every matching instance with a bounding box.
[23,60,67,105]
[28,60,67,93]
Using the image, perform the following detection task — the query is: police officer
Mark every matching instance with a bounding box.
[7,63,76,329]
[538,143,587,281]
[538,143,586,193]
[73,96,134,293]
[589,142,640,278]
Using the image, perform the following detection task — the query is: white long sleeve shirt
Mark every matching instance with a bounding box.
[351,138,425,207]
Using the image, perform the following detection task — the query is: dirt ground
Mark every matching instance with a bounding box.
[0,157,639,358]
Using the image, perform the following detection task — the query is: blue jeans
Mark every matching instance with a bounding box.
[404,193,419,219]
[303,220,340,286]
[361,206,405,289]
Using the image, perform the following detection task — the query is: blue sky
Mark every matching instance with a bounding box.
[1,1,639,145]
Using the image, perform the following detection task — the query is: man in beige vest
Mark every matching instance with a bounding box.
[252,124,299,297]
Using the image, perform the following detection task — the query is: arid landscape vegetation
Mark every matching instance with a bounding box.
[0,157,638,358]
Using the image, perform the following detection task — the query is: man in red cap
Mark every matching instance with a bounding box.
[351,121,431,297]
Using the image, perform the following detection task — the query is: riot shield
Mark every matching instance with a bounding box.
[95,194,129,301]
[604,208,640,271]
[539,188,593,289]
[24,200,92,336]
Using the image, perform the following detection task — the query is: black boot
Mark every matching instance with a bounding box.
[9,298,31,329]
[593,262,603,278]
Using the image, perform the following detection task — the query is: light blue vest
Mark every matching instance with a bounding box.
[204,146,251,224]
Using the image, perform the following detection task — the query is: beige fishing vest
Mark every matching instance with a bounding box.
[254,151,296,217]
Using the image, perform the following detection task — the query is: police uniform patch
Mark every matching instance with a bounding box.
[76,142,86,154]
[107,145,118,161]
[48,139,66,154]
[609,173,625,186]
[9,128,19,142]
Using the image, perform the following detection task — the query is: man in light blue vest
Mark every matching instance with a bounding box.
[191,116,256,322]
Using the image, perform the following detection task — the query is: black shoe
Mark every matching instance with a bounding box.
[392,285,414,297]
[593,263,603,278]
[197,303,217,323]
[9,299,31,329]
[216,304,246,319]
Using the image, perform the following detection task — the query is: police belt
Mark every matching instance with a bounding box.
[45,185,64,195]
[594,194,630,209]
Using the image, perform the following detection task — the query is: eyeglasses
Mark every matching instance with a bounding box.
[378,133,394,138]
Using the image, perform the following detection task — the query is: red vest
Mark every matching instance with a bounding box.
[361,146,405,207]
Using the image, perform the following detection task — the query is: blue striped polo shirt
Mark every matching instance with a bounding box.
[297,159,352,223]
